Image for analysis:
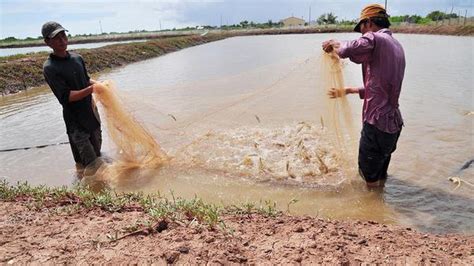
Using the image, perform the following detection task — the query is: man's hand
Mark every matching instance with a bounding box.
[322,39,340,53]
[327,87,359,98]
[327,88,345,98]
[92,82,108,94]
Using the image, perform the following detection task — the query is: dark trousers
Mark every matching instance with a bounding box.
[68,127,102,167]
[358,123,401,183]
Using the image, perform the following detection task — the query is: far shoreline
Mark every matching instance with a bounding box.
[1,24,473,49]
[1,24,473,95]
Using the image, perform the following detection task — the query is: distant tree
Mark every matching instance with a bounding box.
[390,15,408,23]
[446,13,459,19]
[391,14,432,24]
[317,14,326,24]
[338,19,356,25]
[317,13,337,25]
[3,36,17,42]
[267,19,273,27]
[239,20,249,28]
[407,15,423,23]
[326,12,337,24]
[426,10,458,21]
[427,10,446,21]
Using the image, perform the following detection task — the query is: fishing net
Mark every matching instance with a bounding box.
[318,52,357,172]
[84,52,357,189]
[84,80,168,188]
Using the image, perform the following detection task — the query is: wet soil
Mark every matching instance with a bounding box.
[1,200,472,264]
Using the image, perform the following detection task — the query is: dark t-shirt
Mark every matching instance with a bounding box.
[43,52,100,133]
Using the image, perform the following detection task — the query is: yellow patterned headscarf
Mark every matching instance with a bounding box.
[354,4,389,32]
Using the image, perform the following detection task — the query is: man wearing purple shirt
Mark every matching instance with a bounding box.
[322,4,405,188]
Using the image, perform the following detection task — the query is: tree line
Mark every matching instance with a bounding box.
[316,10,465,25]
[1,10,469,43]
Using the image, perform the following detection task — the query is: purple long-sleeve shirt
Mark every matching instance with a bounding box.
[337,29,405,133]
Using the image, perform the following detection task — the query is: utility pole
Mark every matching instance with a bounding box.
[99,20,103,34]
[159,20,162,31]
[385,0,387,10]
[220,15,223,28]
[464,9,468,25]
[443,8,448,25]
[449,5,454,25]
[309,6,311,26]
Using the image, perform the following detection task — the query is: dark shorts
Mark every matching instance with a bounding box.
[68,127,102,167]
[358,123,401,183]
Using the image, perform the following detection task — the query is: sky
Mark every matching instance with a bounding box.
[1,0,473,39]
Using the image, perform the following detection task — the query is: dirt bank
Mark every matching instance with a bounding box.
[0,184,472,264]
[0,26,354,49]
[0,34,225,95]
[0,33,192,49]
[392,24,474,36]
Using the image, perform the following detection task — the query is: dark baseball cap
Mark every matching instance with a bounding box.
[41,21,68,39]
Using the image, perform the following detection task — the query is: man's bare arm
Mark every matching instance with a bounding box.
[68,85,93,102]
[327,87,360,98]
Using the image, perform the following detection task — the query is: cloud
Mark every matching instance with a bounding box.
[1,0,473,39]
[1,0,203,38]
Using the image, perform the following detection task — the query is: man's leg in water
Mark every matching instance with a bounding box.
[358,123,401,188]
[69,127,103,176]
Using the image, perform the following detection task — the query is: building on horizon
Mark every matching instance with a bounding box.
[280,16,305,27]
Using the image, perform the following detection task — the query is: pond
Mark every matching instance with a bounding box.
[1,33,472,234]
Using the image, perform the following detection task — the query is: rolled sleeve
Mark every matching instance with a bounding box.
[358,87,366,99]
[44,66,70,106]
[337,32,375,64]
[337,42,351,59]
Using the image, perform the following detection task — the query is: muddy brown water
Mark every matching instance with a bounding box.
[1,33,473,234]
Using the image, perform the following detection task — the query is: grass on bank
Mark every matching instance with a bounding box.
[0,180,290,231]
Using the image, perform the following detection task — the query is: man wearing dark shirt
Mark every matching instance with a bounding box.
[322,4,405,188]
[42,21,102,174]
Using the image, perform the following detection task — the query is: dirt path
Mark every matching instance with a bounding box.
[1,201,472,264]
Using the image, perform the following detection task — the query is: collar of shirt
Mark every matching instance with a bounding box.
[49,51,71,61]
[376,28,392,36]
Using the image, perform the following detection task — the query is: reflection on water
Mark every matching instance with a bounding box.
[0,33,473,234]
